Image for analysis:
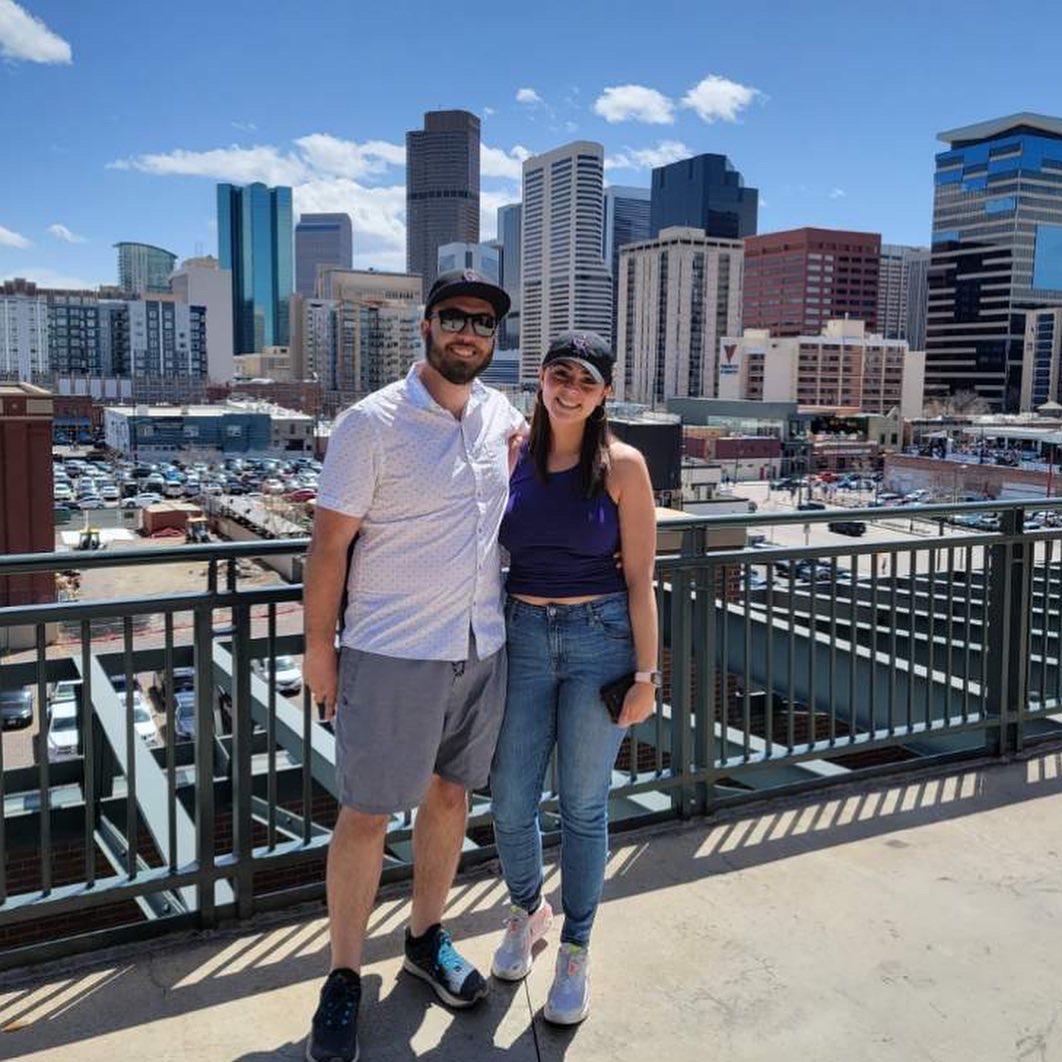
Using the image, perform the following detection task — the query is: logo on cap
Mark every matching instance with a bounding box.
[462,270,480,283]
[571,333,592,355]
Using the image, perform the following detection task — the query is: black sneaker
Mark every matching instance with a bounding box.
[306,968,361,1062]
[402,924,488,1008]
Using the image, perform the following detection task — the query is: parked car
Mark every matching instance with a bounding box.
[100,484,120,501]
[174,690,197,739]
[262,478,286,494]
[133,492,163,507]
[0,687,33,730]
[828,520,867,537]
[797,501,826,512]
[251,655,303,695]
[48,701,80,759]
[78,495,104,509]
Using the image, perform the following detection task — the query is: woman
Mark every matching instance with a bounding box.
[489,330,659,1024]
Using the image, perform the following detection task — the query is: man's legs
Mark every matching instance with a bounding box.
[409,773,468,936]
[326,806,390,972]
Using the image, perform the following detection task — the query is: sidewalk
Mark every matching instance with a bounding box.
[2,751,1061,1061]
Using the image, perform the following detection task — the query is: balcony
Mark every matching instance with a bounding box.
[1,503,1061,1057]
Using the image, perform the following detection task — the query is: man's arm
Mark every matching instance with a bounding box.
[303,507,362,720]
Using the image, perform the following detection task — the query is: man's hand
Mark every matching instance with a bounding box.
[617,680,656,728]
[305,644,340,721]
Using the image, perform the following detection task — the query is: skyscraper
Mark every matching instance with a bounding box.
[170,256,235,382]
[743,228,881,337]
[217,182,294,354]
[295,213,353,297]
[877,244,930,349]
[615,226,743,403]
[496,203,522,350]
[650,154,758,239]
[927,113,1062,410]
[114,242,177,295]
[603,186,651,346]
[437,241,500,283]
[520,141,613,382]
[406,110,480,294]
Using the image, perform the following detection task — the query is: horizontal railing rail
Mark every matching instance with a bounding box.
[0,497,1060,972]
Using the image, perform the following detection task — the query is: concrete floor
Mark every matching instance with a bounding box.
[2,753,1061,1062]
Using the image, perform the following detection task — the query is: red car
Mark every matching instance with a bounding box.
[285,488,317,503]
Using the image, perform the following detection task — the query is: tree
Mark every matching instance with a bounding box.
[922,390,991,418]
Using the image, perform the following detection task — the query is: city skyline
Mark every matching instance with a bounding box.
[4,0,1062,290]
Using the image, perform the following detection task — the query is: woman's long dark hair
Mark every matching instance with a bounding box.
[527,391,612,498]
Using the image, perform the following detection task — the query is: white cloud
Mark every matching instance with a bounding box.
[108,144,310,186]
[829,187,846,199]
[1,266,99,289]
[483,106,495,117]
[47,223,86,244]
[293,178,406,257]
[593,84,674,125]
[516,87,542,105]
[0,0,71,64]
[293,134,405,178]
[231,121,257,133]
[605,140,691,172]
[0,223,30,248]
[481,144,530,180]
[680,75,763,123]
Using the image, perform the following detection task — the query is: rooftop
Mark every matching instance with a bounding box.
[938,111,1062,146]
[2,753,1058,1060]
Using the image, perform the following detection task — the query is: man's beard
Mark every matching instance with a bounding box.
[425,335,494,385]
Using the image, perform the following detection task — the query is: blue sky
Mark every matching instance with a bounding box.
[2,0,1061,288]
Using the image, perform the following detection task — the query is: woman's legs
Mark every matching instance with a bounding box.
[490,623,558,914]
[554,675,627,946]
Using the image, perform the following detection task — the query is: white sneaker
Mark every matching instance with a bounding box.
[490,900,554,981]
[543,942,590,1025]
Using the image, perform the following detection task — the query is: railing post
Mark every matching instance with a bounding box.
[231,603,255,919]
[193,605,218,927]
[697,560,717,817]
[984,506,1028,757]
[669,569,695,818]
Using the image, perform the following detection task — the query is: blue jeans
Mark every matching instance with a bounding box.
[490,592,634,947]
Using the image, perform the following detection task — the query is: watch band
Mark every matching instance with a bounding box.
[634,670,662,688]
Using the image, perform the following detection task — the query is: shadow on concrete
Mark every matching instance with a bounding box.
[1,748,1060,1059]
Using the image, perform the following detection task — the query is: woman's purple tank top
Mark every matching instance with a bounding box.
[499,447,626,597]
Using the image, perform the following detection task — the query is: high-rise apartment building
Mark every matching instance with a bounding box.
[290,296,339,388]
[0,291,49,378]
[217,182,294,354]
[520,141,612,382]
[650,154,758,239]
[743,227,881,337]
[1020,308,1062,410]
[604,186,651,346]
[437,241,500,283]
[496,203,522,350]
[114,242,177,295]
[927,113,1062,410]
[877,244,930,349]
[170,256,235,382]
[295,213,353,297]
[126,298,207,377]
[406,110,480,294]
[718,319,926,420]
[615,226,743,403]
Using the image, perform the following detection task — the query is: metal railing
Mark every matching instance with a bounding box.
[0,499,1060,971]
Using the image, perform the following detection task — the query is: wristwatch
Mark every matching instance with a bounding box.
[634,670,662,688]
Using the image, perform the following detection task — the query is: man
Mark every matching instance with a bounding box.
[304,269,525,1062]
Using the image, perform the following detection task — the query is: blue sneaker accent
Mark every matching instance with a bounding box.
[403,924,488,1008]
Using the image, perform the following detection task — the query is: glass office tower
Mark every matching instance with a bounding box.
[217,182,293,354]
[650,154,758,240]
[927,113,1062,410]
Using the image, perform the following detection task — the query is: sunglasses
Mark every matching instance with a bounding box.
[431,307,498,338]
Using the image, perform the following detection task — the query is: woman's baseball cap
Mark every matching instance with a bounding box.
[542,330,615,387]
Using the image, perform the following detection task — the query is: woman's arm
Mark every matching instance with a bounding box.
[611,442,659,728]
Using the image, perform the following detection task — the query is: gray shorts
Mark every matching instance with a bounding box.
[333,633,507,814]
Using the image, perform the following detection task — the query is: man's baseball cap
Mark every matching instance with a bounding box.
[424,268,511,320]
[542,330,615,387]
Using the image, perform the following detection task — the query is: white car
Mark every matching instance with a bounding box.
[251,655,303,695]
[54,484,74,502]
[202,481,223,496]
[100,484,120,501]
[134,492,163,507]
[262,478,286,495]
[48,702,79,759]
[78,495,104,510]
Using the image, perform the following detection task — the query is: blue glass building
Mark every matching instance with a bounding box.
[604,186,651,346]
[496,203,522,350]
[649,154,757,240]
[927,113,1062,410]
[217,183,293,354]
[295,213,352,297]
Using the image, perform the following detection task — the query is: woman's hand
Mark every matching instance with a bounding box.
[617,680,657,728]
